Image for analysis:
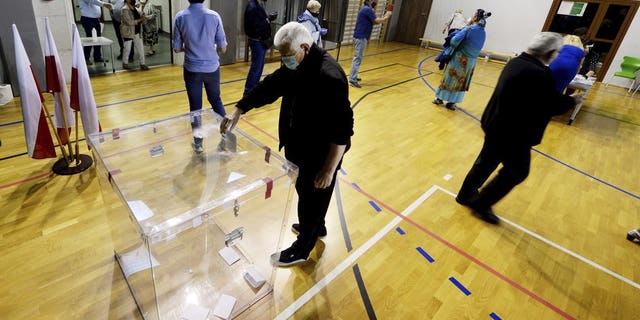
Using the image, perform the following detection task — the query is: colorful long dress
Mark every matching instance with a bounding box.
[435,24,486,103]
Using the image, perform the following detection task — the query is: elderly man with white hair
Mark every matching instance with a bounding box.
[221,22,354,267]
[455,32,585,224]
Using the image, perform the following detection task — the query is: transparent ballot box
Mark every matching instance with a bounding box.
[88,110,298,319]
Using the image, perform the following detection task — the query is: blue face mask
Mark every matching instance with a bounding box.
[281,55,299,70]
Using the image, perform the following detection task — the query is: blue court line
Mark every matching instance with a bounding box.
[490,312,502,320]
[352,182,361,190]
[396,227,405,235]
[368,200,382,212]
[416,55,640,201]
[448,277,471,296]
[340,168,347,175]
[416,247,435,263]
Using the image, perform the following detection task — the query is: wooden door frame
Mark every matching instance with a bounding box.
[542,0,639,81]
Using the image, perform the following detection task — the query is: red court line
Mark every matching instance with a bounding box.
[0,171,54,189]
[239,115,576,319]
[339,178,576,320]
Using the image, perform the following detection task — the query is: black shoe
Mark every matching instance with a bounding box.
[349,80,361,88]
[471,206,500,224]
[432,98,443,105]
[628,229,640,244]
[116,54,122,60]
[445,103,457,110]
[455,195,475,207]
[291,223,327,238]
[357,77,362,81]
[438,63,445,70]
[94,58,108,63]
[270,245,309,267]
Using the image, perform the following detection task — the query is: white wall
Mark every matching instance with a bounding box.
[32,0,75,81]
[423,0,640,89]
[604,9,640,88]
[423,0,554,56]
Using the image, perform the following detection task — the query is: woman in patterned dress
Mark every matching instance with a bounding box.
[432,9,490,110]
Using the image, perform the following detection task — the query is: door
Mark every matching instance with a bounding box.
[394,0,432,45]
[543,0,639,81]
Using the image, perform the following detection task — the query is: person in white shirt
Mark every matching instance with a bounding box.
[79,0,113,64]
[442,9,466,35]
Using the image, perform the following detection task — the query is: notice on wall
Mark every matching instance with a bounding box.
[557,1,588,17]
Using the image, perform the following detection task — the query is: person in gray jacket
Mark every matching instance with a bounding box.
[297,0,326,48]
[120,0,148,70]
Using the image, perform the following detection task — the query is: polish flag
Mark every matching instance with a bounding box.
[44,17,74,145]
[12,24,56,159]
[70,24,101,142]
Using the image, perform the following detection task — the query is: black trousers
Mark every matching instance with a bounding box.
[286,146,339,256]
[112,19,133,60]
[458,137,531,209]
[81,16,102,60]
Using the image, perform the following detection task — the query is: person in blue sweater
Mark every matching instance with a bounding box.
[549,35,585,93]
[348,0,391,88]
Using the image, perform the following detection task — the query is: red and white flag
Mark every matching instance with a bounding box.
[12,24,56,159]
[45,17,74,145]
[70,24,101,142]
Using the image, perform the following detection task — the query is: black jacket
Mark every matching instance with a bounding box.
[481,52,575,146]
[244,0,271,40]
[237,44,353,164]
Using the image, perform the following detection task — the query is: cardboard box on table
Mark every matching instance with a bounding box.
[88,110,298,319]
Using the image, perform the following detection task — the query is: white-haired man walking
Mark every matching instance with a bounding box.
[456,32,585,224]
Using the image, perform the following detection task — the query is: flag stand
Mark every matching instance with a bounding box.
[42,101,92,175]
[52,153,93,175]
[51,109,93,175]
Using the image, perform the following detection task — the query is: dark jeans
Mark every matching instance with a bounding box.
[458,137,531,209]
[81,16,102,60]
[243,39,267,96]
[184,68,226,130]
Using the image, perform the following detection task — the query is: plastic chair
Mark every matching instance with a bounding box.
[632,69,640,97]
[604,56,640,93]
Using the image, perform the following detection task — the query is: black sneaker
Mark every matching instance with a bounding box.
[349,80,361,88]
[432,98,443,105]
[445,103,457,110]
[291,223,327,238]
[192,137,203,153]
[270,245,309,267]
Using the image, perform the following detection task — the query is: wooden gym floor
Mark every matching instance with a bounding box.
[0,42,638,319]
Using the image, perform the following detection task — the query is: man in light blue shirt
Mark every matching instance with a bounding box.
[173,0,228,153]
[79,0,112,63]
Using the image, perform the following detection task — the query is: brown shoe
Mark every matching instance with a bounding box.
[140,65,149,71]
[123,63,130,69]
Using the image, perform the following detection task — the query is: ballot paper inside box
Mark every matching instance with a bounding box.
[88,110,298,320]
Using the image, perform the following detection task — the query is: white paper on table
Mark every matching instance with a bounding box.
[227,172,245,183]
[180,303,210,320]
[119,245,160,278]
[127,200,154,221]
[212,294,236,320]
